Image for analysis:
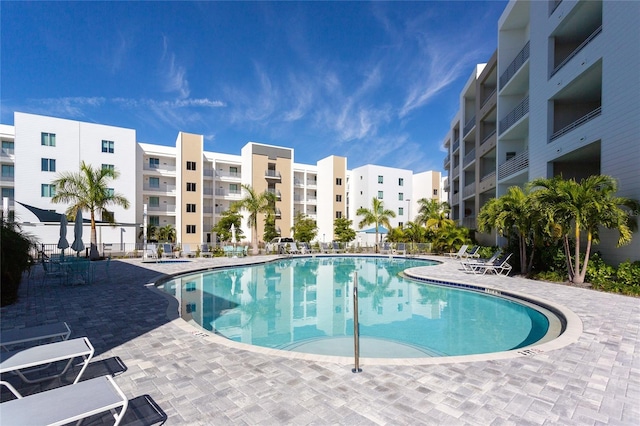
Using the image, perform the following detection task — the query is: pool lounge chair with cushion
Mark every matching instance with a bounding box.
[286,242,300,255]
[380,242,392,254]
[446,244,469,259]
[332,242,344,253]
[468,253,513,275]
[395,243,407,255]
[1,322,71,351]
[0,375,128,426]
[200,244,213,257]
[161,244,176,259]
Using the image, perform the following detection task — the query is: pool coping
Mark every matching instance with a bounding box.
[145,255,583,367]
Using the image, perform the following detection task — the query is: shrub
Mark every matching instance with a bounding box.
[532,270,566,283]
[1,219,38,306]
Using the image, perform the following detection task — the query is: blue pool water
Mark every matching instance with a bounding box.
[157,257,550,358]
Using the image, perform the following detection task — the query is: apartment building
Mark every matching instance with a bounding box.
[5,111,442,247]
[445,0,640,263]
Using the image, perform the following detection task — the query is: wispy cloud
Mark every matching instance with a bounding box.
[160,36,190,99]
[21,97,106,119]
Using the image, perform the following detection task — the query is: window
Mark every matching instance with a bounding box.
[1,165,14,177]
[506,152,516,161]
[149,158,159,169]
[399,207,404,216]
[149,196,159,207]
[229,183,239,194]
[186,203,196,213]
[433,189,438,196]
[1,188,14,199]
[186,303,196,314]
[398,222,404,228]
[102,164,114,171]
[101,140,114,153]
[105,188,115,197]
[336,178,342,185]
[398,289,404,297]
[378,191,384,199]
[2,141,14,153]
[229,166,238,176]
[186,224,196,234]
[149,177,160,188]
[378,175,384,184]
[335,289,342,297]
[399,178,404,186]
[186,182,196,192]
[398,192,404,201]
[41,133,56,146]
[149,216,160,226]
[335,211,342,219]
[41,184,56,197]
[41,158,56,172]
[336,195,342,202]
[186,161,196,170]
[186,282,196,292]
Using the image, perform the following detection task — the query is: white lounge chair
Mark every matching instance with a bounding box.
[463,245,481,258]
[0,337,94,385]
[0,375,128,426]
[144,244,158,260]
[286,242,300,255]
[1,322,71,351]
[468,253,513,275]
[446,244,469,259]
[461,249,503,272]
[182,244,195,258]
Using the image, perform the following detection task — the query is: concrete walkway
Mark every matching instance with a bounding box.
[1,255,638,425]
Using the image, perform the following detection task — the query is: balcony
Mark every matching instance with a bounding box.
[499,41,530,90]
[462,183,476,199]
[294,178,304,186]
[550,0,563,15]
[215,170,241,179]
[480,88,497,109]
[275,208,282,219]
[147,204,176,214]
[551,26,602,77]
[306,179,317,187]
[498,151,529,181]
[202,206,214,214]
[462,216,477,229]
[215,188,242,197]
[0,147,14,157]
[499,96,529,135]
[550,107,601,142]
[265,170,281,181]
[267,188,282,200]
[143,184,176,193]
[203,169,214,177]
[143,163,176,173]
[463,115,476,136]
[463,148,476,168]
[452,140,460,153]
[443,154,450,168]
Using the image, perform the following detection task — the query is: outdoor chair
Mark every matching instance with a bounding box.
[321,243,331,253]
[332,242,344,253]
[182,244,196,258]
[161,244,176,259]
[0,375,128,426]
[446,244,469,259]
[460,249,503,271]
[286,242,300,255]
[41,259,67,285]
[1,322,71,352]
[144,244,158,260]
[200,244,213,257]
[223,245,235,257]
[380,242,392,254]
[464,245,481,258]
[395,243,407,255]
[467,253,513,275]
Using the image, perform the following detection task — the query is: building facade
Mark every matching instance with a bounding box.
[445,0,640,263]
[3,112,441,248]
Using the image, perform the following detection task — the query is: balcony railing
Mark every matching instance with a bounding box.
[480,129,497,145]
[203,169,214,177]
[265,170,281,180]
[463,115,476,136]
[306,179,317,186]
[452,140,460,153]
[498,151,529,180]
[267,188,282,200]
[275,208,282,218]
[463,183,476,198]
[143,164,176,172]
[294,178,304,186]
[147,204,176,213]
[481,170,496,182]
[215,170,241,179]
[462,216,477,229]
[143,184,176,192]
[499,41,530,89]
[463,148,476,167]
[215,188,242,197]
[550,107,601,142]
[499,96,529,135]
[444,154,451,168]
[550,0,563,15]
[202,206,214,214]
[0,148,14,157]
[551,25,602,77]
[480,87,497,109]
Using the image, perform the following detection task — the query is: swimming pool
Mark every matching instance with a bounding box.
[157,256,557,358]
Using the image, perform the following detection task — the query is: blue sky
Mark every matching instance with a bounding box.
[1,1,506,172]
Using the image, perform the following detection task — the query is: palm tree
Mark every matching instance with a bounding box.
[416,199,450,226]
[138,224,158,242]
[530,175,639,284]
[356,198,396,252]
[52,161,130,259]
[235,184,276,255]
[477,186,549,275]
[157,224,176,243]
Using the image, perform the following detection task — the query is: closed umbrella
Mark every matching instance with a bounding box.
[57,215,69,256]
[71,210,85,254]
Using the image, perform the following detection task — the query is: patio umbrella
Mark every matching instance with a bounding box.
[71,209,85,254]
[230,223,236,242]
[57,215,69,256]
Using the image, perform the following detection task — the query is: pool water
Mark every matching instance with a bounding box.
[157,257,550,358]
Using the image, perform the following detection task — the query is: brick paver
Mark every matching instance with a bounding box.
[1,255,638,425]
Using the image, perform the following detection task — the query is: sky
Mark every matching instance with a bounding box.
[1,1,507,172]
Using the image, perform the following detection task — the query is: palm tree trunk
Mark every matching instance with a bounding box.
[575,232,593,284]
[252,225,259,255]
[562,236,575,282]
[90,211,99,260]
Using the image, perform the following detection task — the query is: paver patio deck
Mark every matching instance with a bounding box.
[1,255,638,425]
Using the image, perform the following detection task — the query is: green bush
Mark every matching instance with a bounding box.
[1,219,38,306]
[532,270,566,283]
